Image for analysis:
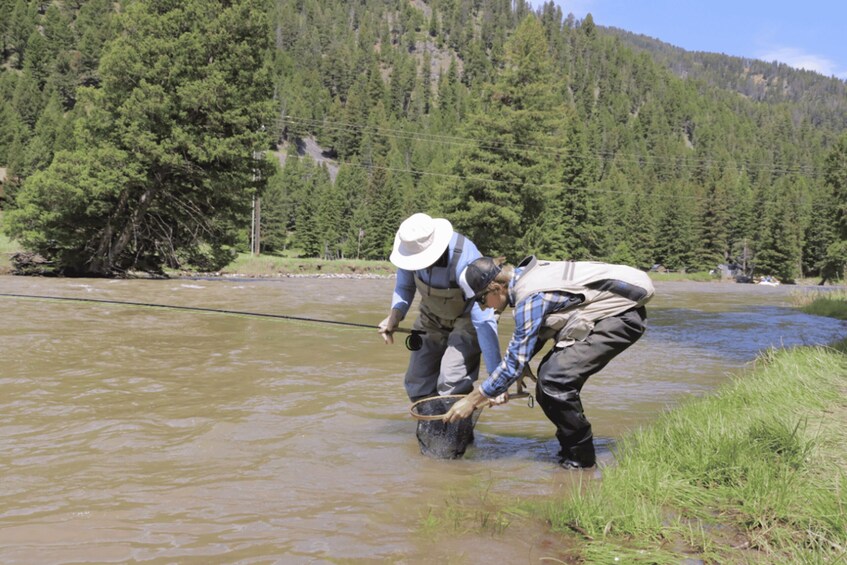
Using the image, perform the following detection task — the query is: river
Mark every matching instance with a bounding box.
[1,276,844,563]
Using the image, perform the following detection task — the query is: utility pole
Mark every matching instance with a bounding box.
[251,196,261,255]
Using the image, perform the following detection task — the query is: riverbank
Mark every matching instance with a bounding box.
[0,217,838,283]
[421,295,847,563]
[544,337,846,563]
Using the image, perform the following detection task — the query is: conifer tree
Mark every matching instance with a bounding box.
[417,49,433,116]
[42,4,75,57]
[0,0,17,60]
[4,0,275,275]
[654,186,697,271]
[446,15,565,261]
[315,163,345,259]
[335,75,369,158]
[803,183,837,279]
[335,161,368,251]
[23,29,53,90]
[276,146,308,236]
[388,142,415,215]
[7,0,36,69]
[357,160,401,260]
[818,133,847,281]
[726,168,755,267]
[697,164,732,269]
[294,162,322,257]
[76,0,117,86]
[18,89,65,178]
[258,156,290,254]
[0,100,15,166]
[753,176,803,282]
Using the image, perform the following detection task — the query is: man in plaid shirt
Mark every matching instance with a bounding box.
[445,256,654,469]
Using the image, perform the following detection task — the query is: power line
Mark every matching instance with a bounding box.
[278,145,719,203]
[279,115,824,178]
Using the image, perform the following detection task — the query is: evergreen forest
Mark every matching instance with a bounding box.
[1,0,846,281]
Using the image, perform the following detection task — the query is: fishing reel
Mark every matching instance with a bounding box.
[405,330,426,351]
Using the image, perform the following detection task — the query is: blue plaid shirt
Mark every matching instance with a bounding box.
[480,270,583,398]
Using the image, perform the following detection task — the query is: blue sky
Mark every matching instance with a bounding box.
[531,1,847,80]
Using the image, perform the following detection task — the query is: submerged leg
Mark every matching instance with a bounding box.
[536,307,646,468]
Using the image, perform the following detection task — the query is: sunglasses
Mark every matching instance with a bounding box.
[475,288,492,305]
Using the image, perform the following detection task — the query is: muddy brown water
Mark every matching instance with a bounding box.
[1,276,844,563]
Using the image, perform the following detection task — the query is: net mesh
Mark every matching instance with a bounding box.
[412,396,482,459]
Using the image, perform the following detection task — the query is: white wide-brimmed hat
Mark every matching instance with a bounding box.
[389,213,454,271]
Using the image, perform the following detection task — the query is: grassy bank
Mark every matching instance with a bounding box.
[793,288,847,319]
[417,340,847,563]
[208,252,396,277]
[539,341,847,563]
[418,288,847,560]
[646,271,719,283]
[0,211,15,274]
[545,295,847,563]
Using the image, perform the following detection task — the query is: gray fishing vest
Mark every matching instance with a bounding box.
[413,235,468,321]
[511,256,654,346]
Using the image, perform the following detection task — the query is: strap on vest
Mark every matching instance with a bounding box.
[447,234,464,287]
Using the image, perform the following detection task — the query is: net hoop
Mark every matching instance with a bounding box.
[409,394,469,421]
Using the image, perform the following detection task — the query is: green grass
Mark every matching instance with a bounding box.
[0,211,19,273]
[648,271,720,283]
[213,252,396,277]
[792,288,847,320]
[540,345,847,563]
[414,340,847,562]
[417,480,526,538]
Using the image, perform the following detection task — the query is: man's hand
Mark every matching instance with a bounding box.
[443,388,490,423]
[377,309,403,345]
[490,391,509,405]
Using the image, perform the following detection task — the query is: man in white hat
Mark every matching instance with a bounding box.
[378,213,501,455]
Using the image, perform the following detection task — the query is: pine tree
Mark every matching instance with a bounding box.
[697,164,732,270]
[7,0,36,69]
[277,146,307,238]
[294,165,322,257]
[446,15,565,261]
[335,161,368,252]
[315,164,345,259]
[654,187,697,271]
[753,177,803,282]
[0,0,18,60]
[18,89,65,178]
[0,100,15,166]
[23,29,51,89]
[818,133,847,281]
[258,156,290,254]
[4,0,275,275]
[358,160,401,260]
[76,0,117,86]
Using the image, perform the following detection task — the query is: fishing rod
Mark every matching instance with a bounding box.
[0,292,426,350]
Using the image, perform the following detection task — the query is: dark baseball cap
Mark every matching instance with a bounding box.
[458,257,501,300]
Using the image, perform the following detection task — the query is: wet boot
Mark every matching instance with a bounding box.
[558,442,596,470]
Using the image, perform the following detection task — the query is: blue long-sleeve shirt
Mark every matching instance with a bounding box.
[480,271,582,398]
[389,233,501,374]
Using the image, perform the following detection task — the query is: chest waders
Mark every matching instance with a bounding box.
[407,236,482,458]
[512,257,654,467]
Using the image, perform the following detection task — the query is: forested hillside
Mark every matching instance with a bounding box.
[1,0,845,281]
[604,27,847,131]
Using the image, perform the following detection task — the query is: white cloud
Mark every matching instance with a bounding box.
[758,47,846,79]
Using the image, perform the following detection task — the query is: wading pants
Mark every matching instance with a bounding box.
[536,307,647,465]
[405,312,481,458]
[404,312,481,402]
